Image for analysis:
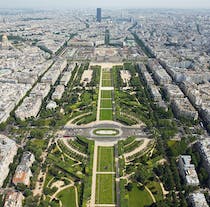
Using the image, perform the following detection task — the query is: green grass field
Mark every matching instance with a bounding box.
[101,99,112,108]
[100,109,113,120]
[102,79,112,87]
[97,146,115,172]
[128,184,153,207]
[57,187,76,207]
[101,90,112,99]
[102,72,111,79]
[96,174,116,204]
[167,140,177,148]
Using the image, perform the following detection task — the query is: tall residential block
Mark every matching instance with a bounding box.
[96,8,102,22]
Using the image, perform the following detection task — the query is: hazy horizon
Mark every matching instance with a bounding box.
[0,0,210,9]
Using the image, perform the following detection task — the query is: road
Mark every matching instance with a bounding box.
[64,121,149,141]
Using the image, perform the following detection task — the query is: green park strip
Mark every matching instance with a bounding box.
[102,79,112,87]
[93,128,120,136]
[101,90,112,99]
[57,187,77,207]
[102,72,111,79]
[95,174,116,204]
[97,146,115,172]
[128,184,153,207]
[100,109,113,120]
[101,99,112,108]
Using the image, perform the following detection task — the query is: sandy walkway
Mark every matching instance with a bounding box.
[90,62,122,69]
[124,138,150,160]
[90,142,98,207]
[96,67,102,121]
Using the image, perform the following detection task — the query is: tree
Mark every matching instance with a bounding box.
[30,129,44,139]
[125,183,133,191]
[24,195,40,207]
[135,170,146,184]
[39,200,49,207]
[24,189,33,197]
[43,187,52,195]
[199,167,209,185]
[16,183,27,191]
[0,122,6,131]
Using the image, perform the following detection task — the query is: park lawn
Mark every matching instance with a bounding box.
[146,181,163,202]
[101,99,112,108]
[167,140,177,148]
[100,109,113,120]
[146,155,163,168]
[101,90,112,99]
[97,146,115,172]
[57,186,76,207]
[28,139,47,151]
[96,174,116,204]
[102,72,111,79]
[128,184,153,207]
[102,79,112,87]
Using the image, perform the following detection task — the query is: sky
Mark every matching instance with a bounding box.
[0,0,210,9]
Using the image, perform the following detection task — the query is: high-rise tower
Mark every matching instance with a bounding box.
[105,29,110,46]
[96,8,102,22]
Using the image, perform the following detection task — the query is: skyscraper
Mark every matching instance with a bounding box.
[96,8,102,22]
[105,29,110,46]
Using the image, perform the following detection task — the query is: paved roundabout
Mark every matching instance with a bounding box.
[63,120,148,142]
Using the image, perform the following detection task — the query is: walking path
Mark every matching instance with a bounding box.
[90,142,99,206]
[159,181,169,198]
[96,172,116,174]
[95,205,117,207]
[95,204,117,207]
[145,185,156,203]
[124,138,150,159]
[50,183,74,201]
[96,67,102,121]
[115,145,120,207]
